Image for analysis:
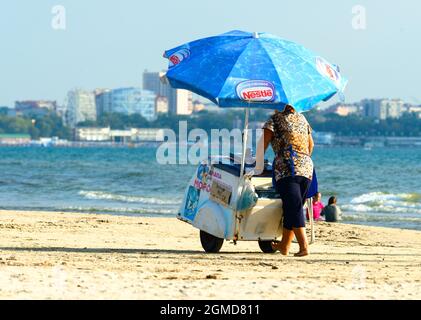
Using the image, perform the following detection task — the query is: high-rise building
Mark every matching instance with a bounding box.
[143,71,169,97]
[95,89,112,116]
[155,96,169,114]
[109,87,157,121]
[94,87,158,121]
[386,99,405,119]
[169,89,193,115]
[143,70,193,115]
[67,89,97,128]
[362,99,404,120]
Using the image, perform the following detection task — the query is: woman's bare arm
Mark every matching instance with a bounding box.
[263,128,273,151]
[308,133,314,156]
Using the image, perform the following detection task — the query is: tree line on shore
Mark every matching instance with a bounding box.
[0,109,420,140]
[0,112,71,140]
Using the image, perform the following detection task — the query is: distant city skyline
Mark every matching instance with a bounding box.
[1,1,421,107]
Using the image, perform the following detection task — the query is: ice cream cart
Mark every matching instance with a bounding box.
[178,153,318,253]
[178,155,285,253]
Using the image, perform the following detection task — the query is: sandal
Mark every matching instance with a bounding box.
[294,250,309,257]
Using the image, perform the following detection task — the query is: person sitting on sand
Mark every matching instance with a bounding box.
[321,196,342,223]
[307,192,324,221]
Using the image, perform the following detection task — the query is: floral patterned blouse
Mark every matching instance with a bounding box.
[263,110,314,181]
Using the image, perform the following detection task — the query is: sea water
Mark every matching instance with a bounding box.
[0,146,420,231]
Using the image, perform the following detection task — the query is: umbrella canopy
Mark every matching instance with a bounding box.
[164,30,347,112]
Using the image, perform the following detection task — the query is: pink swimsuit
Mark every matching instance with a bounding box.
[312,201,324,220]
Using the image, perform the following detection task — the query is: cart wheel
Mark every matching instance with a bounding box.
[200,230,224,253]
[258,240,277,254]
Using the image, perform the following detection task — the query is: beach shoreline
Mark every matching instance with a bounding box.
[0,209,420,300]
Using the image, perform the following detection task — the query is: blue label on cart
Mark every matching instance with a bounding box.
[184,186,200,220]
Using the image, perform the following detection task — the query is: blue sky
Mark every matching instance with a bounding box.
[0,0,420,107]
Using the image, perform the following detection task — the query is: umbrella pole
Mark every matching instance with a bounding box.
[239,108,250,181]
[234,108,250,242]
[308,198,315,244]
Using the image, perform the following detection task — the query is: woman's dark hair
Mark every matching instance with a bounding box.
[328,196,337,205]
[283,104,295,113]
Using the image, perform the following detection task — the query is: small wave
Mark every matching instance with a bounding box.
[79,190,182,205]
[405,193,421,203]
[346,192,421,214]
[0,205,177,216]
[342,204,421,215]
[63,206,177,216]
[342,213,421,224]
[351,192,421,205]
[342,204,372,212]
[78,190,182,205]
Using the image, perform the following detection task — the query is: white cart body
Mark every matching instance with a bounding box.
[178,161,284,242]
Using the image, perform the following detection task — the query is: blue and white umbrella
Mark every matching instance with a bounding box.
[164,30,347,112]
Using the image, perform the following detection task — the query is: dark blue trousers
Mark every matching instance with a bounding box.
[275,176,311,230]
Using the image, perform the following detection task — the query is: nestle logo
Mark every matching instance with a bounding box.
[168,48,190,68]
[236,80,276,103]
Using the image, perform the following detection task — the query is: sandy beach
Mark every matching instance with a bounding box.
[0,209,420,300]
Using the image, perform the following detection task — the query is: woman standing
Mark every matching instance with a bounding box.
[259,105,314,257]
